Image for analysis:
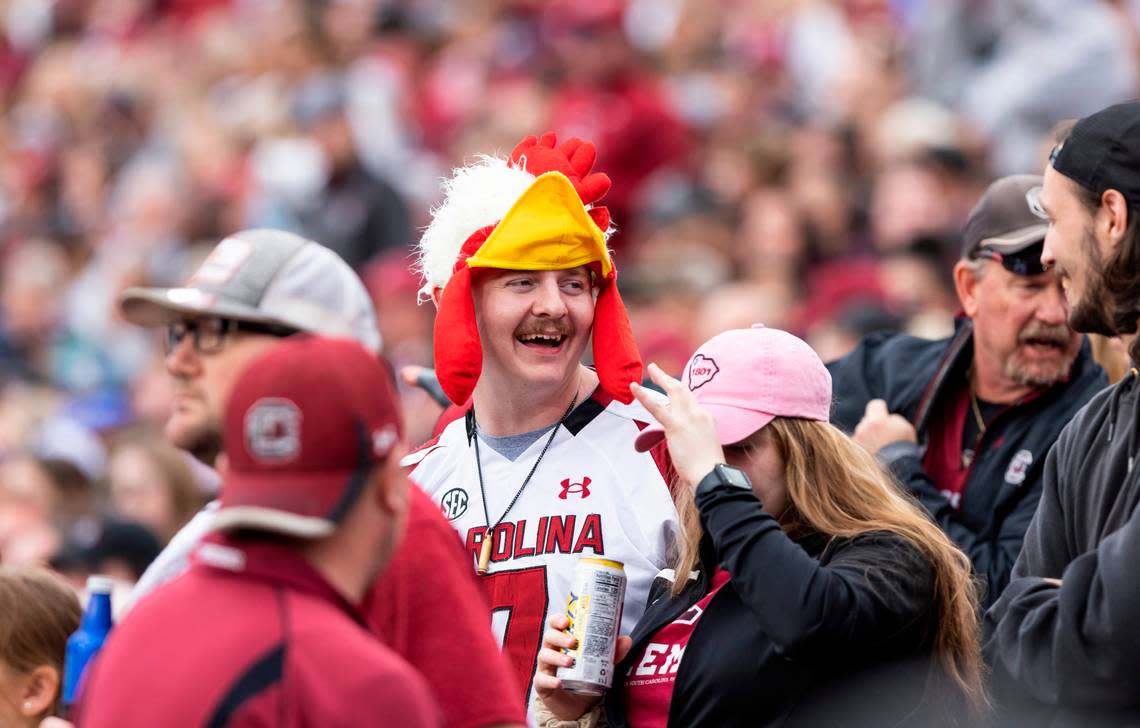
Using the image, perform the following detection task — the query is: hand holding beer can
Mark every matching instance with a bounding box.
[557,557,627,695]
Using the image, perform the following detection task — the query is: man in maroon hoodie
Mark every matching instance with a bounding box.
[78,337,438,726]
[110,229,523,728]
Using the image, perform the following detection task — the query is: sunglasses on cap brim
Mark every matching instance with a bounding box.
[973,246,1047,276]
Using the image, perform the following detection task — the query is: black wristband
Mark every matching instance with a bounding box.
[695,464,752,499]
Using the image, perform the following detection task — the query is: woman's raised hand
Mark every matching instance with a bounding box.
[632,363,726,488]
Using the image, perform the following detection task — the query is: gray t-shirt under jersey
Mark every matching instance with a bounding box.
[478,424,556,461]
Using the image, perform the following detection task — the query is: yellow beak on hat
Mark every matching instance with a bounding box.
[465,172,613,279]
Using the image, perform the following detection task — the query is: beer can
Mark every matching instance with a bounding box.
[557,557,627,695]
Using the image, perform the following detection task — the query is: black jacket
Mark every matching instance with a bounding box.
[827,320,1106,606]
[984,369,1140,726]
[297,160,413,269]
[604,483,962,728]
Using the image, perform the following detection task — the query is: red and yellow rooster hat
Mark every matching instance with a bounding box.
[417,132,641,406]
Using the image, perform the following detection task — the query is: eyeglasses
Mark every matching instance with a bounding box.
[972,243,1048,277]
[164,317,297,354]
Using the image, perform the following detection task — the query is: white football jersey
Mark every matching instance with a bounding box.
[403,390,679,712]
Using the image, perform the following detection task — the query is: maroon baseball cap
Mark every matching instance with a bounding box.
[213,336,403,538]
[1050,101,1140,209]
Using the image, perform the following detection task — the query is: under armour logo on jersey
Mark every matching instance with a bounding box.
[441,487,469,520]
[559,477,592,499]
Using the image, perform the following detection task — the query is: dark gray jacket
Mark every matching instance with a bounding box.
[985,368,1140,726]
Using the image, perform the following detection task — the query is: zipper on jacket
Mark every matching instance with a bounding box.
[612,571,710,728]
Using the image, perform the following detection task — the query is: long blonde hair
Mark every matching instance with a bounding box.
[671,416,986,713]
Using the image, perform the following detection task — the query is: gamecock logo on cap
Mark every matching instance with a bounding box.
[245,398,302,462]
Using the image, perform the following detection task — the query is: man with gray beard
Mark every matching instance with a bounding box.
[826,175,1106,607]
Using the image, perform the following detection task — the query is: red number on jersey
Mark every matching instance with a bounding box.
[480,566,549,702]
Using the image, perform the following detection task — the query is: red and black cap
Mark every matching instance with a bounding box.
[214,336,403,539]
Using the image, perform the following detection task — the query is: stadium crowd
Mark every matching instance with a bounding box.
[1,0,1140,726]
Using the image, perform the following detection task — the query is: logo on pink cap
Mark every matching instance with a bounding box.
[687,355,720,390]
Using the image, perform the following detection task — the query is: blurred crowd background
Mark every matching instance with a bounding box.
[0,0,1137,596]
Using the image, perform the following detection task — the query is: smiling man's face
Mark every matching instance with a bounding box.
[471,266,596,397]
[1039,165,1118,335]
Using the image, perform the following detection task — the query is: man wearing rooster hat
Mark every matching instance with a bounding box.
[403,133,679,709]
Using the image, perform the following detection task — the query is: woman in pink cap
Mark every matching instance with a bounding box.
[534,326,985,727]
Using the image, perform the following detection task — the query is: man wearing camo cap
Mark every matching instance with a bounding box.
[828,176,1105,607]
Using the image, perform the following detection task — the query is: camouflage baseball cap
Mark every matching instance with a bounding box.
[961,175,1048,260]
[119,229,381,353]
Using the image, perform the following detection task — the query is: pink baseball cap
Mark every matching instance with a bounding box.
[634,325,832,452]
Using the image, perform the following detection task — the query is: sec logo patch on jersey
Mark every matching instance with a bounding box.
[441,487,470,520]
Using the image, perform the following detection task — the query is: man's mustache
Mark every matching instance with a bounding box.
[1018,323,1071,347]
[515,320,573,338]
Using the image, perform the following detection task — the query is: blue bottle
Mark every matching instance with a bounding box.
[62,575,114,715]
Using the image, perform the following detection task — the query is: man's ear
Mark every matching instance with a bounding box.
[430,286,443,310]
[215,452,230,479]
[1100,188,1130,252]
[373,449,409,516]
[953,260,982,318]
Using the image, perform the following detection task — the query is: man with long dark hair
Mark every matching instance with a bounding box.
[985,101,1140,724]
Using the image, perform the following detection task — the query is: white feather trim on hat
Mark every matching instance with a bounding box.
[416,156,536,300]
